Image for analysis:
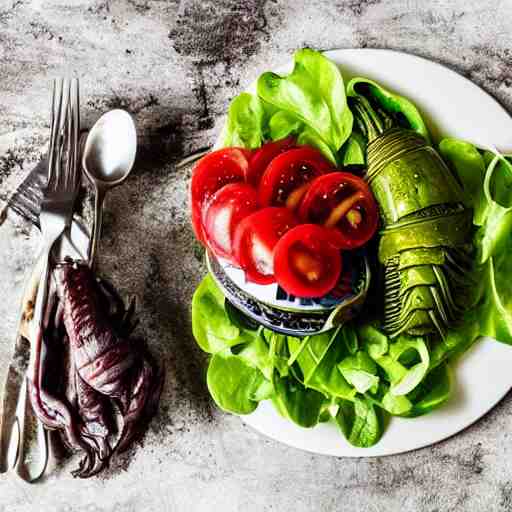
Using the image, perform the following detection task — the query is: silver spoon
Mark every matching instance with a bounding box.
[82,109,137,266]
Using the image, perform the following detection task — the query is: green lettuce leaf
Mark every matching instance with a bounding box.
[220,92,268,149]
[338,351,379,394]
[296,126,339,164]
[192,275,252,353]
[346,77,430,142]
[267,331,291,377]
[429,309,481,368]
[237,333,273,380]
[258,48,353,160]
[381,390,412,416]
[381,362,452,417]
[358,326,429,396]
[439,139,512,263]
[340,323,359,354]
[478,254,512,343]
[438,139,512,345]
[388,337,430,396]
[272,370,325,428]
[207,351,270,414]
[405,363,452,417]
[438,138,487,223]
[268,110,302,140]
[221,49,354,163]
[475,155,512,263]
[287,329,356,400]
[340,132,366,166]
[335,396,383,447]
[358,324,388,359]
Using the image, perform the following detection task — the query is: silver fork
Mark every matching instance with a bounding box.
[11,78,80,482]
[30,79,80,337]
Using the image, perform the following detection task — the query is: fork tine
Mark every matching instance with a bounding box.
[48,78,65,192]
[56,78,70,192]
[62,79,76,193]
[59,78,69,191]
[65,80,73,191]
[71,79,80,193]
[46,78,82,195]
[55,78,65,190]
[46,79,59,190]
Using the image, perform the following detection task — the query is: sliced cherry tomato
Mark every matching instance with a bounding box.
[203,183,259,261]
[190,148,252,243]
[299,172,379,249]
[258,147,332,210]
[274,224,342,298]
[246,136,296,186]
[233,207,298,284]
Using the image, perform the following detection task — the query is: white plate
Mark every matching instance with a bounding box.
[240,49,512,457]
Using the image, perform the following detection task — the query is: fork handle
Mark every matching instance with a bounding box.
[88,186,105,268]
[30,243,53,343]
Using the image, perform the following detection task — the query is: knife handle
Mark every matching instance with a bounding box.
[11,378,49,482]
[0,252,48,477]
[0,352,24,473]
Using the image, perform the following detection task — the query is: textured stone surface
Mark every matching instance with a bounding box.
[1,0,512,510]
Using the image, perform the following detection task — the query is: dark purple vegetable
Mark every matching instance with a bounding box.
[28,262,163,478]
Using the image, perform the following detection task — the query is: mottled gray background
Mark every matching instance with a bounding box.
[1,0,512,510]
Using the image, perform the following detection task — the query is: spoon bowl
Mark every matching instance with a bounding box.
[83,109,137,186]
[82,109,137,266]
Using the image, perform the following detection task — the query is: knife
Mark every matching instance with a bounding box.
[0,254,46,475]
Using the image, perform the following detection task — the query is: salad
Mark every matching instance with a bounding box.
[190,48,512,448]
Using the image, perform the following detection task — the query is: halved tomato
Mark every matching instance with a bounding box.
[258,147,332,210]
[299,172,379,249]
[233,207,298,284]
[273,224,342,298]
[203,183,259,261]
[246,136,296,186]
[190,148,252,243]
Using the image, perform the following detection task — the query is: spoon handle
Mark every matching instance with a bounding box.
[89,188,105,267]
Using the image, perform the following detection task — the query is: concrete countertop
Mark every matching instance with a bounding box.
[1,1,512,510]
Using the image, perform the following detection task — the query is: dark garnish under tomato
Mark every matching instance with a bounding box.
[190,147,251,243]
[246,136,296,186]
[299,172,379,249]
[273,224,342,298]
[203,183,259,262]
[233,207,298,284]
[258,147,332,210]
